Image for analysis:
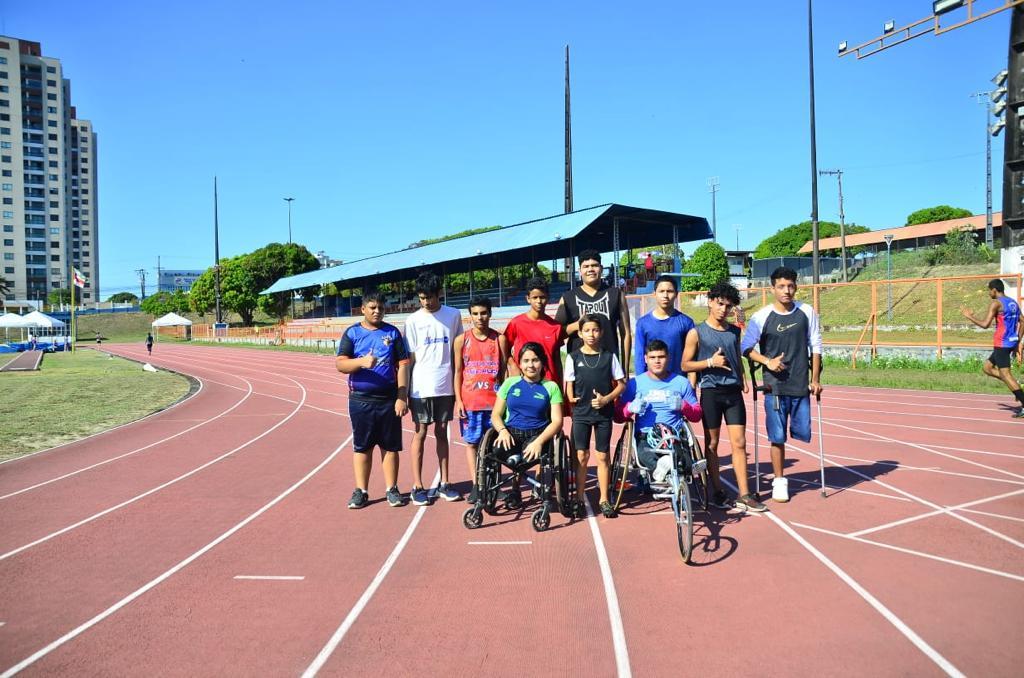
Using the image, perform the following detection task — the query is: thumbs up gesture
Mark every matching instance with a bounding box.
[766,352,786,373]
[709,346,731,371]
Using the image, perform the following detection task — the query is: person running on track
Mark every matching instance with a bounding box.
[564,314,626,518]
[146,332,154,356]
[405,271,464,505]
[961,278,1024,418]
[454,296,508,504]
[633,274,695,379]
[741,266,823,503]
[682,280,766,512]
[336,292,410,509]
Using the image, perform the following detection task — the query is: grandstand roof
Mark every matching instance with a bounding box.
[797,212,1002,254]
[263,203,711,294]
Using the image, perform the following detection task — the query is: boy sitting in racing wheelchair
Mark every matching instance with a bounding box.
[618,339,704,483]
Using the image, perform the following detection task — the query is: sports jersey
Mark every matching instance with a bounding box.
[695,322,742,389]
[621,371,698,435]
[741,301,823,398]
[504,313,564,383]
[460,329,501,411]
[564,350,625,423]
[337,322,409,401]
[994,296,1021,348]
[497,376,563,430]
[633,310,694,376]
[404,305,463,398]
[555,283,626,355]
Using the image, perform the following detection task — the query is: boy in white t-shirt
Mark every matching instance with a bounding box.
[405,271,464,505]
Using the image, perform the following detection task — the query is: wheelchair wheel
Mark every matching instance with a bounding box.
[673,469,695,564]
[609,422,633,511]
[553,435,575,518]
[477,429,501,515]
[687,426,709,511]
[462,506,483,529]
[531,507,550,532]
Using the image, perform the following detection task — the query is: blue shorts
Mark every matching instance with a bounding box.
[460,410,492,445]
[350,397,403,453]
[763,395,811,445]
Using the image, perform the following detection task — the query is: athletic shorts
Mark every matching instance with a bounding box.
[571,419,612,452]
[493,426,547,469]
[700,386,747,428]
[989,347,1014,369]
[763,394,811,445]
[460,410,492,445]
[410,395,455,425]
[350,397,403,453]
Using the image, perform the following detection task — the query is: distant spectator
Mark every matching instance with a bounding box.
[146,332,154,356]
[644,252,655,279]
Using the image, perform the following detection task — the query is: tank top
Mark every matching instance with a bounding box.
[558,283,623,355]
[995,296,1021,348]
[460,329,501,411]
[695,322,742,390]
[567,349,615,422]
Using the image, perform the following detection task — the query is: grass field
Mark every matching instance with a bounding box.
[0,349,192,461]
[822,364,1016,395]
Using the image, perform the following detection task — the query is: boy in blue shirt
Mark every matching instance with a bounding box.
[633,275,695,378]
[336,292,410,509]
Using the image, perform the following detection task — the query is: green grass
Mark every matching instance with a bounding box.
[0,349,192,460]
[822,364,1014,394]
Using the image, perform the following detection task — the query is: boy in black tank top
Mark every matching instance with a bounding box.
[564,315,626,518]
[683,281,766,513]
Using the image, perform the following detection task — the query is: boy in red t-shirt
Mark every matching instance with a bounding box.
[454,296,509,504]
[504,277,565,384]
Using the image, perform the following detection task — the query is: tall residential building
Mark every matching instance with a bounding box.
[0,36,98,306]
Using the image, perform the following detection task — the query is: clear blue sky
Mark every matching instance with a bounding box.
[1,1,1010,297]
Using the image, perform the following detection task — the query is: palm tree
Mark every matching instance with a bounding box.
[0,274,10,298]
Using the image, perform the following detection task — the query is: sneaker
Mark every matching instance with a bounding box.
[436,483,461,502]
[385,486,404,508]
[1013,407,1024,419]
[772,477,790,503]
[347,488,369,509]
[468,484,479,504]
[652,455,673,483]
[599,500,617,518]
[736,493,768,512]
[410,486,429,506]
[574,497,588,519]
[710,489,732,510]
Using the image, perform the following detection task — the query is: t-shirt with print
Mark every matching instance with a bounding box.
[555,283,625,356]
[740,301,822,398]
[504,313,565,383]
[497,376,563,431]
[621,371,698,436]
[337,322,410,401]
[405,305,464,398]
[563,350,624,423]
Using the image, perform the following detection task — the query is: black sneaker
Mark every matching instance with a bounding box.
[348,488,369,509]
[574,498,588,519]
[710,489,732,510]
[736,493,768,512]
[599,500,617,518]
[1013,407,1024,419]
[385,486,404,507]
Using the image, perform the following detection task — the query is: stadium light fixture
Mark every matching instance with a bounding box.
[992,69,1008,87]
[933,0,965,15]
[991,86,1008,103]
[991,119,1006,136]
[994,100,1007,117]
[883,20,895,33]
[838,40,848,54]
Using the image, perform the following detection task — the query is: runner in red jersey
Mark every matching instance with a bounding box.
[504,277,565,384]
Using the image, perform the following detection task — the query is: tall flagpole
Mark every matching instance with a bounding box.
[69,263,76,353]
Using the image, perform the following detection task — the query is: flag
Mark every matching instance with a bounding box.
[72,267,87,288]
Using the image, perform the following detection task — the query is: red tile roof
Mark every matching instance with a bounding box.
[797,212,1001,253]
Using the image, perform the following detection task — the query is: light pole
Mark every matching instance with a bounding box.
[884,233,894,321]
[707,177,719,242]
[808,0,821,285]
[283,197,295,244]
[974,74,1008,248]
[819,169,848,282]
[734,224,741,251]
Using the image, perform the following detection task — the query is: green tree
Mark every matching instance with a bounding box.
[753,220,871,259]
[924,226,996,265]
[681,242,730,292]
[48,287,72,307]
[107,292,139,304]
[0,274,10,297]
[906,205,973,226]
[140,291,176,316]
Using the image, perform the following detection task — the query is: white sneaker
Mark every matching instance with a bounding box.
[772,477,790,503]
[652,455,673,483]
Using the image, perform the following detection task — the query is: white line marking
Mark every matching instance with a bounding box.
[847,488,1024,538]
[0,375,308,562]
[467,541,533,545]
[820,417,1021,441]
[785,476,912,502]
[233,575,305,581]
[581,496,632,678]
[956,507,1024,523]
[792,522,1024,584]
[302,470,441,678]
[0,435,352,678]
[823,453,1024,487]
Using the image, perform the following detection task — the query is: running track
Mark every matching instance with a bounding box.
[0,344,1021,677]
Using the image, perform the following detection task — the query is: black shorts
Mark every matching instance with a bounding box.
[492,426,547,468]
[350,397,403,453]
[989,347,1014,369]
[572,419,612,452]
[700,386,746,428]
[410,395,455,425]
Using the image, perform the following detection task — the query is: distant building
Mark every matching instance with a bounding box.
[315,250,342,268]
[724,250,752,289]
[158,269,203,293]
[0,36,99,304]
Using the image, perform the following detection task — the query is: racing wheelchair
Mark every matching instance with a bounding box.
[462,427,576,532]
[609,420,709,563]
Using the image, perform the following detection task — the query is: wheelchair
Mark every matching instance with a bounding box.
[462,427,575,532]
[609,420,709,563]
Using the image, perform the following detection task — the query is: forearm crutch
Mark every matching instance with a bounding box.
[746,358,771,497]
[816,391,827,498]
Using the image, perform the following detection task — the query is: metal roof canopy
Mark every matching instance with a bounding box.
[262,203,712,294]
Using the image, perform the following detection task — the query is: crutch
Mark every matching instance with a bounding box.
[816,391,827,498]
[746,358,771,497]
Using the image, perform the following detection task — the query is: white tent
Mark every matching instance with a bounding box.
[21,311,66,328]
[0,312,31,328]
[151,312,193,327]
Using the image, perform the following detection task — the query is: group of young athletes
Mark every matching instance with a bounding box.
[336,246,839,517]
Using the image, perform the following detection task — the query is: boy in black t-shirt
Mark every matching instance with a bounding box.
[564,315,625,518]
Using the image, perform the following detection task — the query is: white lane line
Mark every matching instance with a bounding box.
[785,476,912,502]
[581,496,632,678]
[792,522,1024,584]
[818,417,1021,441]
[957,508,1024,523]
[0,379,254,501]
[467,541,532,545]
[714,481,963,676]
[808,432,1024,460]
[233,575,305,581]
[0,375,308,562]
[824,453,1024,487]
[0,435,352,678]
[847,488,1024,539]
[302,470,440,678]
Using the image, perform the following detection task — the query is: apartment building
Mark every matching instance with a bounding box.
[0,36,98,306]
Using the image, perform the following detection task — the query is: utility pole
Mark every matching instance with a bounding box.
[564,44,573,215]
[283,197,295,244]
[214,177,223,324]
[707,177,719,241]
[734,224,741,252]
[808,0,821,286]
[156,256,162,293]
[819,168,848,282]
[135,268,147,300]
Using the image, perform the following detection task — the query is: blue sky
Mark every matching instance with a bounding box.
[0,1,1011,297]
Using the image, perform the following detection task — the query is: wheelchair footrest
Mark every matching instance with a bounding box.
[691,459,707,475]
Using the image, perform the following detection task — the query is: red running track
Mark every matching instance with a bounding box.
[0,344,1021,677]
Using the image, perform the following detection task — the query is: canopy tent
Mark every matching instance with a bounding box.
[151,312,193,327]
[0,312,31,328]
[22,311,66,328]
